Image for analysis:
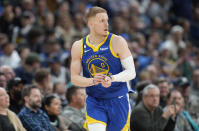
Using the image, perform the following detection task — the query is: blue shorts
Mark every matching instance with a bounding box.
[84,94,131,131]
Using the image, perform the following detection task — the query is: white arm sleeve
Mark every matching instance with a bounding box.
[112,56,136,82]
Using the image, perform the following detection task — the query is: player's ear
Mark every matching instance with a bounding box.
[88,17,94,27]
[88,20,92,27]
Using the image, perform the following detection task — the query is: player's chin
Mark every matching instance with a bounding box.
[102,30,108,35]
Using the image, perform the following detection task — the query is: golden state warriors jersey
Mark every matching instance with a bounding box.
[81,32,128,98]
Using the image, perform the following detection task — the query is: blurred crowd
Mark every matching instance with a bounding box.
[0,0,199,131]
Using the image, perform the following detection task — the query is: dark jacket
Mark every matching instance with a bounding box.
[130,102,175,131]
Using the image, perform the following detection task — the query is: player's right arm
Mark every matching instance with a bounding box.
[70,40,104,87]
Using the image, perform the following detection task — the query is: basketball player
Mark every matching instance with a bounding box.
[70,6,136,131]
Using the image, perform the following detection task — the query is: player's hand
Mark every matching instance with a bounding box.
[101,76,111,88]
[93,74,105,85]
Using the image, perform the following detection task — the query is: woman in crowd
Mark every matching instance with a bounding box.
[43,94,71,131]
[0,87,26,131]
[43,94,83,131]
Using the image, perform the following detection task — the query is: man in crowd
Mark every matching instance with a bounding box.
[0,65,15,83]
[130,84,178,131]
[15,52,40,84]
[62,86,86,131]
[156,78,170,108]
[34,68,52,96]
[7,77,26,114]
[18,85,54,131]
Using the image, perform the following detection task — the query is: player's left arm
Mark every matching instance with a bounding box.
[102,35,136,87]
[111,35,136,81]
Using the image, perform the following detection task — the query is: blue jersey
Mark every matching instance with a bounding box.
[81,32,128,99]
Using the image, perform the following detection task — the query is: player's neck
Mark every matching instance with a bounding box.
[88,33,106,46]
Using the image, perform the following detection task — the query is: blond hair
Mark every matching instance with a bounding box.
[85,6,107,22]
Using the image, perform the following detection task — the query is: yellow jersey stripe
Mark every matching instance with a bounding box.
[86,113,107,126]
[86,32,109,52]
[121,104,131,131]
[110,34,119,58]
[80,39,83,60]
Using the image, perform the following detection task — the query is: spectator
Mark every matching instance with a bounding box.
[0,42,21,68]
[130,84,177,131]
[146,0,171,21]
[43,94,71,131]
[188,68,199,125]
[147,32,162,52]
[17,45,30,66]
[55,13,74,50]
[0,87,26,131]
[7,77,26,114]
[111,15,128,38]
[55,1,70,16]
[158,45,174,71]
[53,82,68,108]
[0,33,9,51]
[34,68,52,96]
[108,0,131,14]
[161,25,186,59]
[175,47,193,80]
[45,83,53,96]
[20,0,35,12]
[166,90,194,131]
[15,52,40,84]
[135,80,151,105]
[12,11,33,45]
[35,0,48,27]
[48,54,70,84]
[173,77,190,107]
[138,68,151,81]
[0,65,15,82]
[156,78,170,108]
[190,68,199,96]
[72,12,88,38]
[0,72,7,89]
[43,12,55,30]
[146,64,159,83]
[26,27,44,53]
[18,85,54,131]
[40,39,68,67]
[62,86,86,131]
[147,16,163,35]
[0,1,16,36]
[40,39,58,67]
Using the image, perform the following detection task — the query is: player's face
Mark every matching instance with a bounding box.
[92,13,109,36]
